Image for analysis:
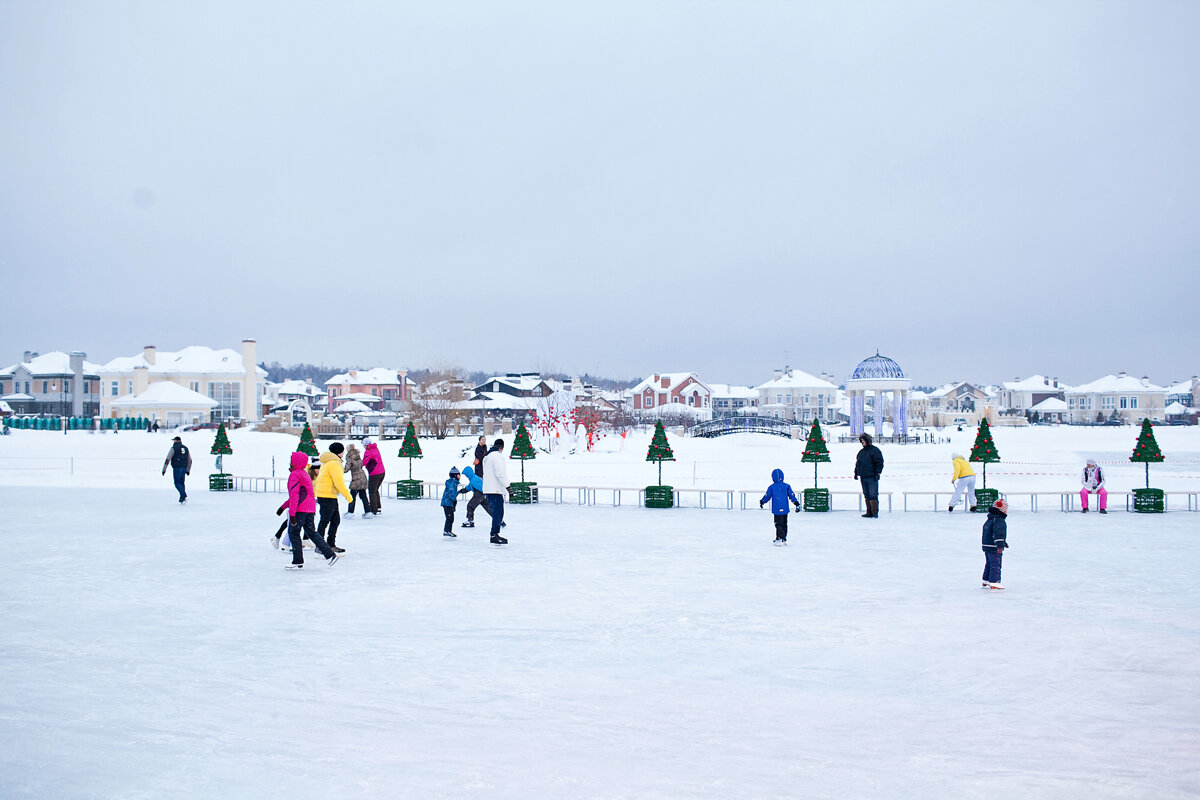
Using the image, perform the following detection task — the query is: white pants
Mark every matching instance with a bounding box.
[950,475,977,509]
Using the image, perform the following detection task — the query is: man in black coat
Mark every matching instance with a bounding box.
[853,433,884,518]
[161,436,192,504]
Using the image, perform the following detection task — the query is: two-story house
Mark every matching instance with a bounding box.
[325,368,412,411]
[754,367,839,424]
[1066,373,1167,424]
[709,384,759,418]
[1000,375,1069,417]
[1,351,102,417]
[629,373,712,420]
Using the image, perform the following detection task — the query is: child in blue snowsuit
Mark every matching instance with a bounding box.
[441,467,469,538]
[760,468,801,543]
[981,497,1009,589]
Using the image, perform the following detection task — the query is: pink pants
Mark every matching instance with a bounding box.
[1081,487,1107,510]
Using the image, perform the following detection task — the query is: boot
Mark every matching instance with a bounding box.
[862,499,873,518]
[869,499,879,518]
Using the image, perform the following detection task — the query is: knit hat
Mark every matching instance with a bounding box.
[951,452,963,460]
[449,467,460,477]
[329,442,344,455]
[362,437,373,446]
[991,498,1009,514]
[1086,458,1097,466]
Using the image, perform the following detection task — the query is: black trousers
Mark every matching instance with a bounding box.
[443,505,456,533]
[368,474,385,513]
[773,514,788,540]
[348,488,369,514]
[466,490,492,521]
[288,512,334,564]
[317,498,341,546]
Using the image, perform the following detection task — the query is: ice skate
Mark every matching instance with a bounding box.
[444,530,457,538]
[461,520,475,528]
[285,563,303,570]
[987,582,1005,590]
[490,534,508,546]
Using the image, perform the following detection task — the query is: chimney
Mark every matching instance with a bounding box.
[1053,377,1058,388]
[133,365,150,395]
[774,369,782,381]
[241,339,257,422]
[1141,375,1150,387]
[69,352,85,416]
[143,345,156,365]
[653,374,660,384]
[1118,371,1126,378]
[22,351,31,363]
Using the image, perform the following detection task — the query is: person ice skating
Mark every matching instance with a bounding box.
[314,442,352,553]
[853,433,884,518]
[460,465,494,528]
[481,438,510,545]
[948,452,977,512]
[440,467,470,537]
[283,451,338,569]
[362,437,386,516]
[760,468,801,545]
[161,436,192,503]
[472,435,488,476]
[344,443,370,516]
[273,458,319,551]
[1080,458,1107,514]
[981,497,1008,589]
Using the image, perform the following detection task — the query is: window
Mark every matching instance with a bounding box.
[208,382,241,421]
[190,381,200,393]
[111,381,119,396]
[1119,397,1127,409]
[1130,397,1138,409]
[127,381,133,395]
[65,380,72,393]
[42,380,48,393]
[785,395,792,404]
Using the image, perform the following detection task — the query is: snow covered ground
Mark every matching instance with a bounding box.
[1,426,1198,798]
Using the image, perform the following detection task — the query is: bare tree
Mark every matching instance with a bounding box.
[412,371,465,439]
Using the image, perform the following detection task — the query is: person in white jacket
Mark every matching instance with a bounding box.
[1080,458,1107,514]
[481,438,510,545]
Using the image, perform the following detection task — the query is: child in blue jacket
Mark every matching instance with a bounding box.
[760,468,801,545]
[441,467,469,538]
[981,498,1009,589]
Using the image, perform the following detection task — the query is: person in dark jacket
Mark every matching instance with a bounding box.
[472,435,488,477]
[460,465,493,528]
[161,436,192,503]
[759,468,800,544]
[981,497,1009,589]
[440,467,470,537]
[853,433,884,518]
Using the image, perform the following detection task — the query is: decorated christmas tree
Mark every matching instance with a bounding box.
[398,421,423,479]
[801,419,831,487]
[1129,418,1165,488]
[645,420,675,486]
[509,421,536,482]
[210,422,232,473]
[968,417,1001,488]
[297,423,319,458]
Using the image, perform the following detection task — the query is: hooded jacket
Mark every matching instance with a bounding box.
[982,508,1008,551]
[760,468,799,514]
[287,451,317,514]
[1081,464,1105,491]
[441,475,467,507]
[314,450,352,501]
[854,444,884,480]
[363,442,386,477]
[344,447,368,491]
[482,446,510,494]
[462,465,484,493]
[951,456,975,481]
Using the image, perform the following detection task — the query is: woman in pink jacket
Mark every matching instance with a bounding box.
[285,450,339,569]
[362,437,386,516]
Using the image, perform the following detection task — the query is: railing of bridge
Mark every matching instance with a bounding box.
[688,416,794,438]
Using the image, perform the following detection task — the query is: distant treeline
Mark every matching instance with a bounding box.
[260,362,637,392]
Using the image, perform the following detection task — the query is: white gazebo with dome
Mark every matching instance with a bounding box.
[845,352,912,439]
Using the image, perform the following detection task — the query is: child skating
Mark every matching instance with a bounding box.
[760,468,800,545]
[440,467,469,537]
[981,497,1008,589]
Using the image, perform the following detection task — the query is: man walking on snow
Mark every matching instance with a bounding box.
[162,436,191,503]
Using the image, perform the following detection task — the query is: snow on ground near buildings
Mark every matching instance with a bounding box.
[1,428,1198,798]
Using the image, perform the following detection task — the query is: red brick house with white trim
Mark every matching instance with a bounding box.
[629,372,712,419]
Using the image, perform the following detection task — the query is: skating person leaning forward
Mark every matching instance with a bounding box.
[854,433,884,518]
[460,465,493,528]
[284,450,338,570]
[948,452,977,512]
[162,436,192,503]
[760,468,800,545]
[481,438,510,545]
[314,442,352,553]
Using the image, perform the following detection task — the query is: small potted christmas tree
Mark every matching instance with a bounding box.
[396,421,424,499]
[645,420,676,508]
[208,422,234,491]
[969,417,1001,512]
[801,419,831,512]
[1130,418,1165,513]
[297,423,319,458]
[508,421,538,504]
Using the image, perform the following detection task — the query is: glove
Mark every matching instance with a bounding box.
[759,502,764,509]
[793,504,801,512]
[276,505,285,516]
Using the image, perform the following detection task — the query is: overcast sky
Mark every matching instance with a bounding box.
[2,2,1197,388]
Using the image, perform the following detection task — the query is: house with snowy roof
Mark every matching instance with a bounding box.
[98,341,267,426]
[1,350,102,417]
[629,373,712,420]
[1000,375,1069,416]
[325,368,412,411]
[1166,377,1198,411]
[469,373,555,399]
[1065,373,1167,424]
[264,379,328,414]
[709,384,759,418]
[926,382,993,413]
[754,367,839,424]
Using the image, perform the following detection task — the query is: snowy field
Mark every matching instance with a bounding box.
[1,426,1199,798]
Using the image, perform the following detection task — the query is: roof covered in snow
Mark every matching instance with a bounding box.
[1069,374,1166,393]
[1030,397,1069,412]
[1002,374,1072,392]
[754,369,837,391]
[271,379,327,397]
[1,351,103,377]
[326,368,408,386]
[1167,378,1198,394]
[708,383,759,399]
[630,373,708,394]
[111,381,219,409]
[102,347,268,378]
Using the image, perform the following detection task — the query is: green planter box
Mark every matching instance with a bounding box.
[973,488,999,511]
[645,485,674,509]
[208,473,234,492]
[396,479,422,500]
[509,481,538,504]
[802,488,830,512]
[1133,487,1164,513]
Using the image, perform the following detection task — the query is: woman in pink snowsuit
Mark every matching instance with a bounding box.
[1080,458,1107,514]
[285,450,338,569]
[362,438,386,516]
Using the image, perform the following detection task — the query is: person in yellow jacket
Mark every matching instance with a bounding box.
[314,442,353,553]
[948,452,977,513]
